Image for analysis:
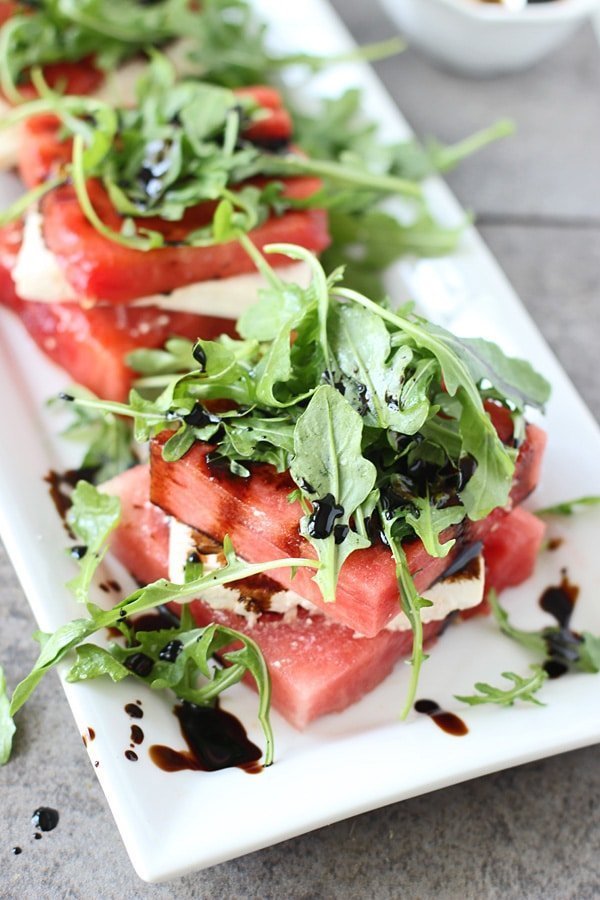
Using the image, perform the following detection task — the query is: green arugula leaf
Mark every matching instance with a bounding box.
[455,666,548,708]
[0,664,16,766]
[10,618,97,716]
[66,644,130,684]
[290,385,376,602]
[429,330,551,412]
[489,590,600,675]
[102,621,274,763]
[335,284,515,519]
[65,481,121,603]
[536,496,600,517]
[404,494,465,558]
[577,633,600,674]
[488,590,548,656]
[54,386,137,483]
[12,547,318,701]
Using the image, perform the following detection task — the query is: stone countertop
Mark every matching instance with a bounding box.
[1,3,600,898]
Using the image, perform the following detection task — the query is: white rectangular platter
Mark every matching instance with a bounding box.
[1,0,599,883]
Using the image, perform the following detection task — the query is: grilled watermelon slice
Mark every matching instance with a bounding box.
[149,419,546,637]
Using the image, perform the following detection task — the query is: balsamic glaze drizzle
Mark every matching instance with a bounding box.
[150,702,263,774]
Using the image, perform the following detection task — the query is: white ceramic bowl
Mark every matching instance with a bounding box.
[378,0,600,76]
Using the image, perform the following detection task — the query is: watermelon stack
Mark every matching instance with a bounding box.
[103,408,547,729]
[0,86,330,400]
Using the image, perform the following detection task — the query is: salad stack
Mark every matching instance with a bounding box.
[0,0,553,763]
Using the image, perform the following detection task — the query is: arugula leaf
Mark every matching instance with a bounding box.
[98,621,274,763]
[455,666,548,708]
[10,538,318,716]
[10,618,97,715]
[489,590,600,675]
[66,481,121,603]
[536,496,600,517]
[335,285,515,519]
[290,385,376,602]
[428,330,551,412]
[321,208,464,301]
[67,644,130,684]
[54,387,137,483]
[404,495,465,558]
[0,664,16,766]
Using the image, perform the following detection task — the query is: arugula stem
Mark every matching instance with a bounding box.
[378,504,426,719]
[61,393,166,422]
[274,36,406,71]
[266,154,422,198]
[0,176,64,227]
[431,119,514,173]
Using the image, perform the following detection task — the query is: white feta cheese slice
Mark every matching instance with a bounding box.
[384,555,485,631]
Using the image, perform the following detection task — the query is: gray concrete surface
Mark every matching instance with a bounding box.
[2,2,600,897]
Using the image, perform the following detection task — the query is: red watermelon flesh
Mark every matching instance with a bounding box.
[0,222,237,401]
[149,419,546,637]
[483,505,546,595]
[102,464,541,729]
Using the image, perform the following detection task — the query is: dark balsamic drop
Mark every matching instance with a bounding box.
[547,537,564,552]
[130,725,144,745]
[307,493,344,539]
[539,571,579,628]
[125,703,144,720]
[159,639,183,663]
[123,653,154,678]
[44,468,98,532]
[333,523,349,545]
[33,833,42,840]
[32,807,59,832]
[538,569,582,676]
[70,544,88,560]
[543,659,569,679]
[12,847,22,855]
[125,750,139,762]
[88,727,95,741]
[414,699,469,737]
[184,403,220,429]
[438,541,483,582]
[132,607,181,633]
[192,343,207,370]
[150,702,263,774]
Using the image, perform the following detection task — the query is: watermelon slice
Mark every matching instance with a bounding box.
[13,82,330,304]
[0,222,237,401]
[39,180,329,304]
[103,464,542,729]
[149,419,546,637]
